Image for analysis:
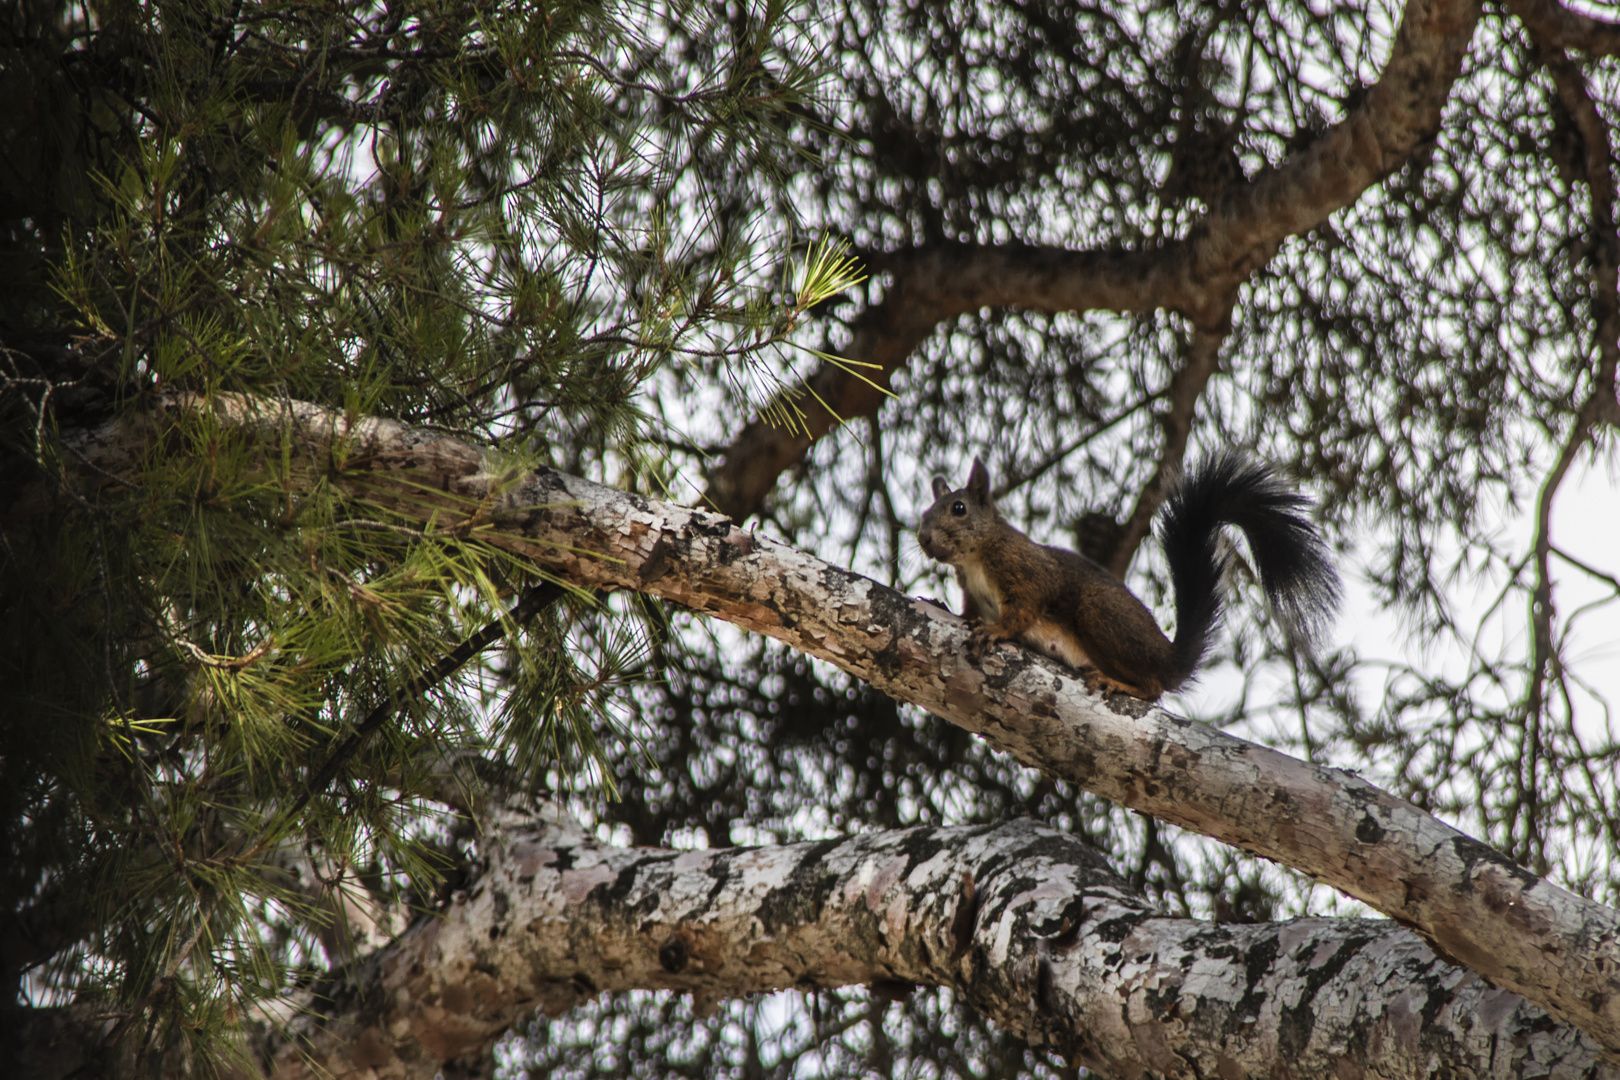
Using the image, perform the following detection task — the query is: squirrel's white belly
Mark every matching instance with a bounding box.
[1022,618,1092,669]
[958,561,1002,621]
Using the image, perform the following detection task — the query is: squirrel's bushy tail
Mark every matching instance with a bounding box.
[1158,452,1341,686]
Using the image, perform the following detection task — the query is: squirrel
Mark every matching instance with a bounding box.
[917,453,1340,699]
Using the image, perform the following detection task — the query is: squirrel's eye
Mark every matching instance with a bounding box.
[951,500,966,516]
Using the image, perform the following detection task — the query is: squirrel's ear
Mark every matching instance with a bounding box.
[967,457,991,496]
[931,476,950,500]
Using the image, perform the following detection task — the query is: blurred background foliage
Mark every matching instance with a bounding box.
[2,0,1617,1076]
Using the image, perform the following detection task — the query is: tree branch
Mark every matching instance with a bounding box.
[257,580,566,856]
[1508,36,1620,869]
[57,391,1620,1055]
[257,812,1610,1079]
[1507,0,1620,58]
[1107,319,1230,575]
[1535,36,1620,427]
[704,0,1485,521]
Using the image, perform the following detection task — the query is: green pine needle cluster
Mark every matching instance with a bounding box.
[0,0,848,1069]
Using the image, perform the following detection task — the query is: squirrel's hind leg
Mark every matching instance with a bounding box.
[1079,667,1161,701]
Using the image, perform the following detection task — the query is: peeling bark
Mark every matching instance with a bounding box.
[704,0,1485,521]
[261,809,1613,1080]
[57,391,1620,1056]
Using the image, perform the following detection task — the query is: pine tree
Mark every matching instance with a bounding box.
[5,0,1620,1076]
[1,0,854,1071]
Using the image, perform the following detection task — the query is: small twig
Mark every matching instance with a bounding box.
[1109,317,1231,577]
[174,637,273,671]
[240,581,567,861]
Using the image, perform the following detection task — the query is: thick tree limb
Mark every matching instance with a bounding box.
[705,0,1485,521]
[261,811,1611,1080]
[59,391,1620,1054]
[703,243,1208,522]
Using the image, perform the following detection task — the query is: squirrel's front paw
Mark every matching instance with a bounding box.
[966,623,1007,661]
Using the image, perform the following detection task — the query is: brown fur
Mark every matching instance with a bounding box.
[917,458,1178,699]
